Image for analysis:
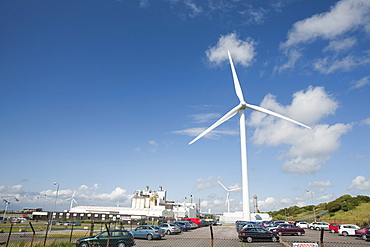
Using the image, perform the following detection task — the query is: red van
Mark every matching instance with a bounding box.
[184,218,201,226]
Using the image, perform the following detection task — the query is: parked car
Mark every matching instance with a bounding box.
[129,225,165,240]
[265,222,285,232]
[238,227,279,243]
[241,223,261,231]
[189,222,199,229]
[296,221,308,228]
[64,221,81,226]
[366,233,370,241]
[174,221,192,231]
[313,222,330,231]
[338,224,361,236]
[158,223,181,235]
[329,223,342,233]
[236,221,248,232]
[355,227,370,240]
[271,224,305,236]
[76,230,135,247]
[200,220,211,227]
[308,222,320,230]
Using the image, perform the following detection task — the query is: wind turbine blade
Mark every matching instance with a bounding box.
[189,104,241,145]
[218,181,228,191]
[72,190,77,198]
[228,50,244,103]
[229,188,241,192]
[245,103,311,129]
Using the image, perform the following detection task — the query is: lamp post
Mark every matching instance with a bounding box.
[306,190,316,222]
[44,182,59,245]
[2,196,19,220]
[49,183,60,229]
[2,199,10,220]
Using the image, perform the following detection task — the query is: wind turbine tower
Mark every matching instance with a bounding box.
[218,181,241,213]
[189,50,311,220]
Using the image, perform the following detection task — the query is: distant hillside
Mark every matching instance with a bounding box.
[268,194,370,227]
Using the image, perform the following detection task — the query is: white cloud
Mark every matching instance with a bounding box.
[313,54,370,74]
[139,0,149,8]
[348,176,370,190]
[274,49,302,73]
[184,0,203,18]
[191,113,221,124]
[239,6,267,25]
[249,86,352,174]
[149,140,158,146]
[281,0,370,48]
[308,180,332,187]
[360,117,370,125]
[206,33,257,67]
[316,194,334,201]
[172,127,238,139]
[257,197,278,211]
[350,76,370,89]
[278,0,370,73]
[323,37,357,53]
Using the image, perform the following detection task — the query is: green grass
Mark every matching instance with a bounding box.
[285,202,370,226]
[319,203,370,226]
[4,241,75,247]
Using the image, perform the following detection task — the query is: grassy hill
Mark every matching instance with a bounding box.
[268,194,370,227]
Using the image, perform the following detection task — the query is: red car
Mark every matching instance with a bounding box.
[355,227,370,240]
[271,224,305,236]
[329,223,342,233]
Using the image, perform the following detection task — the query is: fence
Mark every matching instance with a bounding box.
[1,222,369,247]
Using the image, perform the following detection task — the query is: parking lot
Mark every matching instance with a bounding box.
[132,226,370,247]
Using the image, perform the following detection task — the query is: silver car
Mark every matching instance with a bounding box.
[159,223,182,235]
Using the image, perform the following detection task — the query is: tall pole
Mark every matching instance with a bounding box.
[49,183,59,231]
[2,196,19,220]
[239,109,251,221]
[2,199,10,219]
[307,190,316,222]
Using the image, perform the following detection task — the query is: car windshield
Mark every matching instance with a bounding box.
[97,232,108,237]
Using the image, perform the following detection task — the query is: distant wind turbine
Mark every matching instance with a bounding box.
[66,190,78,211]
[189,50,311,220]
[218,181,241,213]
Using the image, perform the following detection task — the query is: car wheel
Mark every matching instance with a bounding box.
[316,227,320,231]
[330,229,335,233]
[362,234,367,240]
[297,231,302,236]
[117,243,126,247]
[246,237,253,243]
[166,230,171,235]
[147,234,153,240]
[278,231,283,236]
[342,231,348,236]
[271,237,277,242]
[79,242,89,247]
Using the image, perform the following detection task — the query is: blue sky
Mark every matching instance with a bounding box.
[1,0,369,214]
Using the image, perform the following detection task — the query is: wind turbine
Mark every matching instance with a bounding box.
[218,181,241,213]
[66,190,78,211]
[189,50,311,220]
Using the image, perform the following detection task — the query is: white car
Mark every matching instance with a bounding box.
[314,222,330,231]
[296,222,308,228]
[338,224,361,236]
